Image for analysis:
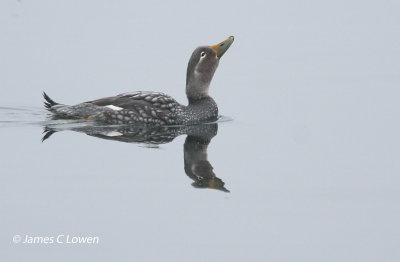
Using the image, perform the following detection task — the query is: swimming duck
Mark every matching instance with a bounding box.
[43,36,234,125]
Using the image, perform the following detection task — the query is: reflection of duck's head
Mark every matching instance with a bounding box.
[184,124,229,193]
[186,36,234,103]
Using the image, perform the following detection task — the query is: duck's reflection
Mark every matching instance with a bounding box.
[42,122,229,192]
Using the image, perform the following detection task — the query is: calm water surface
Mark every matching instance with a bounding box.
[1,1,400,261]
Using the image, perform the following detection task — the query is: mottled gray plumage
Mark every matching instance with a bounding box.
[43,36,234,125]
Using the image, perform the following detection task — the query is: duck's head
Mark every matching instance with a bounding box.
[186,36,234,103]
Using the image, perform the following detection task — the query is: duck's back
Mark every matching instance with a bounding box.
[89,91,186,125]
[44,91,184,125]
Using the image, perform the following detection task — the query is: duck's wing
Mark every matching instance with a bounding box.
[87,91,184,124]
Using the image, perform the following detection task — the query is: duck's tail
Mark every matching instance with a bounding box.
[42,92,59,110]
[42,92,98,120]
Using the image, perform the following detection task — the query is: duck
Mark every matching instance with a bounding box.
[43,36,234,125]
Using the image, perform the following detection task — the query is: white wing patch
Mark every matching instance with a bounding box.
[105,105,123,111]
[105,131,123,137]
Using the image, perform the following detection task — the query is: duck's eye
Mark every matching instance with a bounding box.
[201,51,206,57]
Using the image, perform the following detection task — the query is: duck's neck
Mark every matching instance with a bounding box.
[186,80,210,102]
[185,63,216,102]
[187,93,213,105]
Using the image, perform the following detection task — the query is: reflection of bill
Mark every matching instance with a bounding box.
[42,122,229,192]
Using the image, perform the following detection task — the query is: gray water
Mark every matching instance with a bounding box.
[1,1,400,261]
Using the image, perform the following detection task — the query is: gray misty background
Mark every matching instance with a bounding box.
[1,0,399,261]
